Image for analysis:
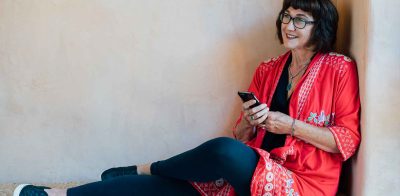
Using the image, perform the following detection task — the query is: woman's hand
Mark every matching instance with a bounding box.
[233,100,269,142]
[260,111,293,135]
[243,100,269,126]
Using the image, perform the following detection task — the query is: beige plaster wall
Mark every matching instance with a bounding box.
[361,0,400,195]
[3,0,399,194]
[336,0,400,195]
[0,0,285,183]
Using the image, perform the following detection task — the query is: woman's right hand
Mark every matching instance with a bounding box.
[234,100,269,142]
[242,100,269,126]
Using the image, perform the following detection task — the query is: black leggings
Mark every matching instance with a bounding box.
[67,137,259,196]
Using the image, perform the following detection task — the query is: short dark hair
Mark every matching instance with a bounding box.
[276,0,339,53]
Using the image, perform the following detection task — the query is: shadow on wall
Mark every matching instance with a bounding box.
[335,0,352,56]
[337,159,353,196]
[335,1,357,196]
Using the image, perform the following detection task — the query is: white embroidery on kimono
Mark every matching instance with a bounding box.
[329,52,352,62]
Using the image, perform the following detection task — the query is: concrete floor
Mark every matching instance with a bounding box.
[0,183,83,196]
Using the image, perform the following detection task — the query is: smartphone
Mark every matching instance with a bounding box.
[237,91,261,108]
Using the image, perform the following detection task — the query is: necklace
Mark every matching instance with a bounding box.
[286,60,310,91]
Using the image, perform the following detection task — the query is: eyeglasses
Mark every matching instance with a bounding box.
[280,13,315,29]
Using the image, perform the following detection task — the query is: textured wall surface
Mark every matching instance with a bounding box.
[335,0,400,195]
[0,0,285,183]
[361,0,400,195]
[2,1,398,194]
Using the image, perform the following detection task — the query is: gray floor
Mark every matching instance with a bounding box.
[0,182,84,196]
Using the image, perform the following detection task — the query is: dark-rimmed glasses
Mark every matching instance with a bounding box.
[280,13,315,29]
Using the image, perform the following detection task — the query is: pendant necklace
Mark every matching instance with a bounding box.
[287,60,310,91]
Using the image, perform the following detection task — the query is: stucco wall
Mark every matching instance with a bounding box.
[1,0,399,194]
[335,0,400,195]
[360,0,400,195]
[0,0,285,183]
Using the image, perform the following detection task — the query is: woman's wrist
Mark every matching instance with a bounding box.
[290,118,296,136]
[235,118,255,141]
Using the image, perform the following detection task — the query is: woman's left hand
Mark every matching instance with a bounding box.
[259,111,293,135]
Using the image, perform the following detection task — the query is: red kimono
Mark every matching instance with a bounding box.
[191,51,361,196]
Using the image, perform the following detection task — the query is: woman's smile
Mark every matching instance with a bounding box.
[285,33,298,40]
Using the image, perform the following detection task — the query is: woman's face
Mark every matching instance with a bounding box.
[281,7,315,51]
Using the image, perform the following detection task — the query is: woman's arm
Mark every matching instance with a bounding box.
[234,117,256,143]
[262,111,339,153]
[292,119,339,153]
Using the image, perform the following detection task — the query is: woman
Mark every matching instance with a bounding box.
[14,0,360,195]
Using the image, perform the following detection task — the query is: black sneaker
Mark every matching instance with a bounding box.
[13,184,50,196]
[101,165,138,181]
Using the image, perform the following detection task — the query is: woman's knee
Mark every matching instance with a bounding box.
[201,137,252,162]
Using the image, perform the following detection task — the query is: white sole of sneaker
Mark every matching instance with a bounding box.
[13,184,30,196]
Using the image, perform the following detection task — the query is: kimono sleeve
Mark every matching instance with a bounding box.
[233,63,266,138]
[328,61,361,161]
[247,64,264,99]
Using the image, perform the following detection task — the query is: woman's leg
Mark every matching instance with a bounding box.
[150,137,259,196]
[66,175,199,196]
[17,137,255,196]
